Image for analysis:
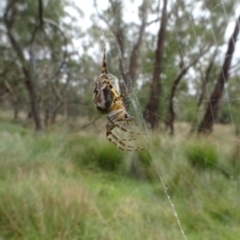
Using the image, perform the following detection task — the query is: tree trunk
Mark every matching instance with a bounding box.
[93,0,128,88]
[44,108,50,128]
[188,50,217,135]
[144,0,168,129]
[165,65,191,135]
[197,49,218,109]
[198,16,240,133]
[115,29,127,84]
[165,50,209,135]
[13,104,18,120]
[4,2,42,131]
[24,71,42,130]
[3,80,19,120]
[128,0,148,86]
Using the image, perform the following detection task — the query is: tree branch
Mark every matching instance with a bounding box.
[165,47,210,135]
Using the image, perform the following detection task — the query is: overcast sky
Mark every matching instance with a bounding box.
[66,0,240,66]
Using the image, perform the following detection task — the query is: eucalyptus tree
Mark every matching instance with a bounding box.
[1,0,74,129]
[198,15,240,133]
[143,0,168,129]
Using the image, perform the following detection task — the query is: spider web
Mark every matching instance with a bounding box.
[77,0,240,239]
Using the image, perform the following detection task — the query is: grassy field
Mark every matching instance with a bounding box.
[0,119,239,240]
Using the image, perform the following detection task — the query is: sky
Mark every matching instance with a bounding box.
[65,0,240,69]
[70,0,240,35]
[68,0,240,45]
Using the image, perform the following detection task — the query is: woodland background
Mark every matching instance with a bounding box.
[1,0,240,134]
[0,0,240,239]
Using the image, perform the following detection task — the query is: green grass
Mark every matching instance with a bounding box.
[185,140,219,170]
[64,134,124,171]
[0,120,240,239]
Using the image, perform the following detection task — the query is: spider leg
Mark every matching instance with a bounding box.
[107,133,145,151]
[108,116,144,135]
[107,137,135,151]
[106,123,135,146]
[106,131,136,151]
[106,122,145,151]
[109,130,138,142]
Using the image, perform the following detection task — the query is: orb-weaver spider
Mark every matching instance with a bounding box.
[93,47,144,151]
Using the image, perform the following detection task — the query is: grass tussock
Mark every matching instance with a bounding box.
[185,140,219,170]
[64,134,124,171]
[0,120,240,240]
[0,178,92,239]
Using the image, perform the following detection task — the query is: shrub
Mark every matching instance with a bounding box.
[129,150,156,180]
[230,143,240,177]
[65,134,124,171]
[30,135,55,156]
[64,134,99,167]
[138,150,153,167]
[97,142,124,171]
[186,142,218,170]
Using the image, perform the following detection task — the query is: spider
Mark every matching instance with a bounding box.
[93,47,144,151]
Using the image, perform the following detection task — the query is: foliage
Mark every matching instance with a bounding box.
[0,121,240,240]
[129,149,156,180]
[0,0,239,131]
[185,140,219,170]
[97,142,124,171]
[230,143,240,177]
[64,133,124,171]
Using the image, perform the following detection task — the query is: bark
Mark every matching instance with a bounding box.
[197,49,218,108]
[143,0,168,129]
[24,69,42,130]
[128,0,148,86]
[44,108,50,127]
[165,59,199,135]
[188,50,217,135]
[198,16,240,133]
[4,2,42,130]
[165,49,210,135]
[115,29,128,85]
[50,102,63,124]
[13,104,19,120]
[3,80,18,120]
[43,85,50,127]
[49,82,65,124]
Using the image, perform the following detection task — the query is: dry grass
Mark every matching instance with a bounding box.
[0,119,239,239]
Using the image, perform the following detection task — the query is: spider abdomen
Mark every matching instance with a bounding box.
[93,73,120,113]
[95,86,115,113]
